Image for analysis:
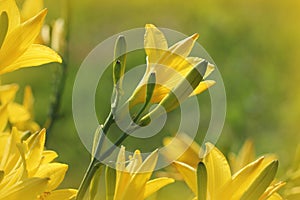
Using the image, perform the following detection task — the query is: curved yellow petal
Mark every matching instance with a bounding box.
[0,0,20,33]
[204,143,231,198]
[144,24,168,64]
[1,44,62,74]
[191,80,216,96]
[44,189,77,200]
[0,9,47,71]
[168,33,199,58]
[173,161,197,194]
[144,177,174,198]
[0,177,48,200]
[35,163,68,191]
[41,150,58,164]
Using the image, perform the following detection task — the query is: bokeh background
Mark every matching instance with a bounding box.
[3,0,300,199]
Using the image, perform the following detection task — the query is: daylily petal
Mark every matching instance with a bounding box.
[0,9,47,70]
[163,134,201,168]
[204,143,231,198]
[144,177,174,198]
[259,181,286,200]
[191,80,216,96]
[173,161,197,194]
[1,44,62,74]
[41,150,58,164]
[144,24,168,64]
[0,0,20,33]
[35,163,68,191]
[7,102,30,123]
[0,177,48,200]
[44,189,77,200]
[168,33,199,58]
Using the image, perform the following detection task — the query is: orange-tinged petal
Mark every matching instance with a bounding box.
[0,9,47,71]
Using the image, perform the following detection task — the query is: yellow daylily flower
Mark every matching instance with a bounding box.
[0,0,62,75]
[0,84,40,132]
[92,146,174,200]
[231,140,300,199]
[0,128,77,200]
[128,24,215,112]
[173,143,285,200]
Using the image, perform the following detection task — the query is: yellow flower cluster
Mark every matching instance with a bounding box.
[0,0,76,199]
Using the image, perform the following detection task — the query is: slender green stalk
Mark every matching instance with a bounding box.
[76,112,114,200]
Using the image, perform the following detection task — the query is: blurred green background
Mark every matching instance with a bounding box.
[3,0,300,198]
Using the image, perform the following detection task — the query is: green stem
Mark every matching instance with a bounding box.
[76,112,114,200]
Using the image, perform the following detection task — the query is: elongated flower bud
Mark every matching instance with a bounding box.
[197,162,207,200]
[113,35,127,89]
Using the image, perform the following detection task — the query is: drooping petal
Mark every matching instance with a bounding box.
[144,177,174,198]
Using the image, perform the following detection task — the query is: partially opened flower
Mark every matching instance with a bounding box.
[123,24,215,125]
[173,143,285,200]
[0,128,77,199]
[0,0,62,75]
[113,147,174,200]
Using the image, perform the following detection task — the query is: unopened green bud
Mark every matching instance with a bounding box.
[0,12,8,48]
[197,162,207,200]
[113,35,127,88]
[133,72,156,124]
